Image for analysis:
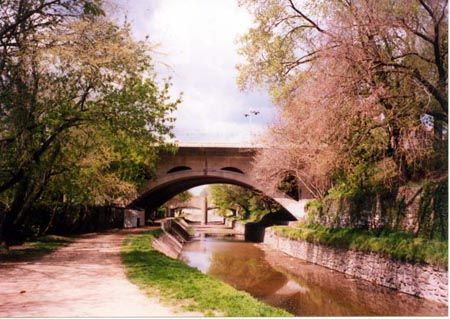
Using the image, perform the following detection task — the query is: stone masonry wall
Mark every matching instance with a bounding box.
[396,185,423,233]
[308,181,447,239]
[233,221,246,234]
[264,228,448,305]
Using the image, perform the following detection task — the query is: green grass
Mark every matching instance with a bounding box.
[121,230,291,317]
[272,224,448,268]
[0,235,73,262]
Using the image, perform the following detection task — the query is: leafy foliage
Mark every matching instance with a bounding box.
[209,184,280,221]
[417,181,448,241]
[162,191,194,217]
[240,0,448,199]
[164,191,193,207]
[0,1,180,243]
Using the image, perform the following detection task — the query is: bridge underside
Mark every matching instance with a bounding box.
[130,170,307,220]
[128,145,310,220]
[132,175,256,211]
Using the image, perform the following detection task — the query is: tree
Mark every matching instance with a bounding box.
[239,0,448,196]
[0,1,180,244]
[239,0,447,114]
[209,184,280,221]
[175,191,193,203]
[163,191,193,209]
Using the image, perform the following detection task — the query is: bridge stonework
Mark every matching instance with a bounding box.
[130,143,310,220]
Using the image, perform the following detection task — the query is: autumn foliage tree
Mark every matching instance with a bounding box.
[238,0,448,198]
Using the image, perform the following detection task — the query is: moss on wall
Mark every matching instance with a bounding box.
[417,181,448,240]
[305,179,448,240]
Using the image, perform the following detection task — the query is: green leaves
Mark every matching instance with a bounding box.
[0,2,180,217]
[209,184,278,221]
[237,0,326,99]
[82,0,104,16]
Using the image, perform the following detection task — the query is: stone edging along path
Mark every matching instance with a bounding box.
[264,227,448,305]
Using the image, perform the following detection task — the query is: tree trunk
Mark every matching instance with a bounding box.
[389,125,410,182]
[0,207,7,249]
[42,206,58,235]
[1,173,46,245]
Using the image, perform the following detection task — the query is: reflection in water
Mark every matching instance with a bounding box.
[180,235,447,316]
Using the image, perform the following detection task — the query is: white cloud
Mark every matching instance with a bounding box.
[115,0,276,143]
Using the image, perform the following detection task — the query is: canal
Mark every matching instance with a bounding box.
[180,233,447,316]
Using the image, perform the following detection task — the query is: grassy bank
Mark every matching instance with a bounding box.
[121,230,290,317]
[0,235,73,262]
[272,224,448,268]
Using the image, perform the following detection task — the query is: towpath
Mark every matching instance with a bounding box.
[0,228,196,317]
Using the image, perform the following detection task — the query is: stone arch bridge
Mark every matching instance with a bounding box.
[129,143,311,220]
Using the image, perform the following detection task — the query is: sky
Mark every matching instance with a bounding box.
[114,0,276,144]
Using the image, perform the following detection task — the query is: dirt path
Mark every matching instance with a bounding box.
[0,229,196,317]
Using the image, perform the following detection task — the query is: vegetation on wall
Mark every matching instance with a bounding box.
[417,181,448,241]
[273,224,448,268]
[304,179,448,240]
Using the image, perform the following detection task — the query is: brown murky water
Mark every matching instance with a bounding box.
[180,234,448,316]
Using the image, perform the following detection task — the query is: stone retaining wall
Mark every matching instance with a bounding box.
[233,221,245,234]
[152,232,183,259]
[153,219,191,259]
[264,228,448,304]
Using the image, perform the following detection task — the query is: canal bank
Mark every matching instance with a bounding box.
[121,229,290,316]
[263,227,448,305]
[177,221,447,316]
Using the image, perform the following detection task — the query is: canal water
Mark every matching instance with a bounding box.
[180,234,447,316]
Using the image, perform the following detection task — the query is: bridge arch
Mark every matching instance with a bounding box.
[129,169,306,219]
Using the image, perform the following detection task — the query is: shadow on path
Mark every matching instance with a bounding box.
[0,227,194,317]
